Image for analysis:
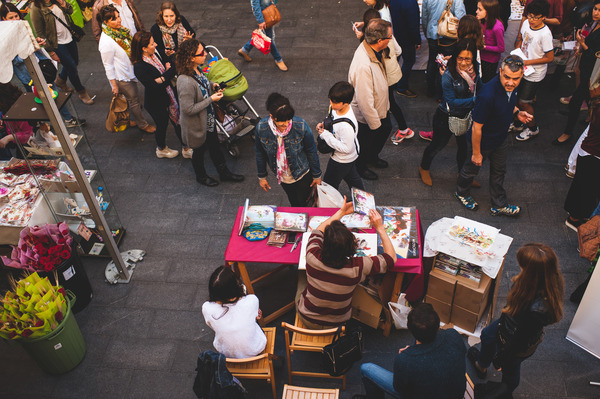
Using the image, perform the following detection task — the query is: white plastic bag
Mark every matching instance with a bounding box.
[388,293,411,329]
[316,182,344,208]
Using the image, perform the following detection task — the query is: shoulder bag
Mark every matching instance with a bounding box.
[262,1,281,29]
[437,0,459,39]
[50,10,85,42]
[447,82,476,136]
[321,326,363,377]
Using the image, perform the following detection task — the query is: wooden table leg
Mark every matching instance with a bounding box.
[228,261,254,294]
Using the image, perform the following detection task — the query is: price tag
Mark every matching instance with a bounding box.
[89,243,104,255]
[62,265,75,281]
[78,222,92,241]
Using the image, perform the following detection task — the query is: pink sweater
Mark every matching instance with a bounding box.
[481,19,505,64]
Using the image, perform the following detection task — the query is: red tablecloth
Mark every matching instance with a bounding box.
[225,206,422,275]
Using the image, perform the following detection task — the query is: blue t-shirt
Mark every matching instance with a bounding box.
[468,75,518,150]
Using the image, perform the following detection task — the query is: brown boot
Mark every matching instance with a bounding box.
[54,76,72,92]
[77,89,95,105]
[419,166,432,186]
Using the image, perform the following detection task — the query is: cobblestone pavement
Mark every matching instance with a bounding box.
[1,0,600,398]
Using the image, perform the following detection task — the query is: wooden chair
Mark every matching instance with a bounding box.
[281,384,340,399]
[226,327,277,399]
[464,373,475,399]
[281,315,346,389]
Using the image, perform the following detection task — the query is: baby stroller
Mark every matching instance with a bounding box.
[205,45,260,157]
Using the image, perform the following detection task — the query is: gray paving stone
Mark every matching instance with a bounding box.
[149,310,211,341]
[126,370,197,399]
[50,366,133,399]
[103,337,176,370]
[126,281,196,310]
[78,307,155,339]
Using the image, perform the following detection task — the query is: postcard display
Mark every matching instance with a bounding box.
[1,94,125,258]
[423,216,513,335]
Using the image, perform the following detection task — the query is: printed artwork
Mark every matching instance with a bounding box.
[352,188,375,216]
[274,212,308,232]
[377,206,419,259]
[353,233,377,257]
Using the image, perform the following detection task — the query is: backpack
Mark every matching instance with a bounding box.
[317,110,357,155]
[206,59,248,102]
[193,350,247,399]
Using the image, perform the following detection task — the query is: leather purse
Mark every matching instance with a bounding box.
[437,0,459,39]
[50,10,85,42]
[321,327,363,376]
[262,1,281,29]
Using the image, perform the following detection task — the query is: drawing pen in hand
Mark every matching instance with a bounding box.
[290,236,302,252]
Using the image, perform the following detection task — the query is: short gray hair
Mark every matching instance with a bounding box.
[364,19,392,45]
[500,55,524,73]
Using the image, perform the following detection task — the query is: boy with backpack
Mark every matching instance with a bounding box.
[512,0,554,141]
[316,81,365,191]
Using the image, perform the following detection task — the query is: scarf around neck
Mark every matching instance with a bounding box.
[102,24,132,56]
[143,53,179,124]
[192,70,215,132]
[457,64,476,93]
[159,22,187,52]
[267,117,292,184]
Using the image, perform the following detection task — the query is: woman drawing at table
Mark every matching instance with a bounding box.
[296,199,397,329]
[202,266,266,358]
[255,92,322,206]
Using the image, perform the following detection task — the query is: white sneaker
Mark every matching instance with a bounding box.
[515,127,539,141]
[156,146,179,158]
[508,123,524,133]
[181,147,193,159]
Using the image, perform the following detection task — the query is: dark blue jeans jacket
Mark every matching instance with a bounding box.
[254,116,322,180]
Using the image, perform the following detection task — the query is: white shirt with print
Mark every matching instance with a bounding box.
[520,20,554,82]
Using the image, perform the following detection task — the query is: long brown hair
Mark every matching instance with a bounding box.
[175,38,199,76]
[458,15,485,50]
[503,243,564,323]
[480,0,500,30]
[156,1,181,26]
[130,31,153,64]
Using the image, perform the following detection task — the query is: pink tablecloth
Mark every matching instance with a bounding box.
[224,206,423,275]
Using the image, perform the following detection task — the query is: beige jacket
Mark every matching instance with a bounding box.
[348,41,390,130]
[385,41,402,86]
[91,0,144,42]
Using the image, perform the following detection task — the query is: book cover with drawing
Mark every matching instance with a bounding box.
[353,233,377,257]
[351,188,375,216]
[341,212,371,229]
[267,230,287,247]
[274,212,308,232]
[376,206,418,259]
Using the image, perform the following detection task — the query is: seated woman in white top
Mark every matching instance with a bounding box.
[201,266,266,359]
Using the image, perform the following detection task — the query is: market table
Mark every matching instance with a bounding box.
[225,206,423,333]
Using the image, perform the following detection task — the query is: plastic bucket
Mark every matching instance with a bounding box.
[20,292,86,374]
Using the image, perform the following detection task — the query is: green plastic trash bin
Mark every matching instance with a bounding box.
[20,292,86,375]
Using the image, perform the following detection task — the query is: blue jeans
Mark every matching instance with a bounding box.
[361,363,404,399]
[55,41,84,92]
[242,27,282,62]
[477,319,525,392]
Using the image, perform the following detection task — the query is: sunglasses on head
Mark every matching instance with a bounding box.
[505,56,524,67]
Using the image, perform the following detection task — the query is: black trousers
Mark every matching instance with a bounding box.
[389,86,408,131]
[457,140,509,208]
[564,155,600,219]
[191,130,226,179]
[564,73,591,136]
[148,105,183,149]
[420,108,467,171]
[323,158,365,192]
[481,60,499,84]
[281,172,313,207]
[396,44,416,92]
[356,117,392,171]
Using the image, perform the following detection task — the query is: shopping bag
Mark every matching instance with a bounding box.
[388,293,410,329]
[316,182,344,208]
[251,29,272,55]
[105,94,129,132]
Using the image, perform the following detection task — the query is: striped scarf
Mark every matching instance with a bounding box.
[102,24,132,56]
[143,53,179,124]
[158,22,187,52]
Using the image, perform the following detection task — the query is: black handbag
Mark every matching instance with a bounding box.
[50,10,85,42]
[321,326,363,377]
[38,59,57,83]
[493,313,519,369]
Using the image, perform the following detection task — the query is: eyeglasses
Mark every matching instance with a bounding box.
[527,14,544,20]
[457,56,473,63]
[504,56,524,67]
[380,34,393,41]
[195,49,206,57]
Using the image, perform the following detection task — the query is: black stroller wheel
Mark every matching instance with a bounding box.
[227,143,240,158]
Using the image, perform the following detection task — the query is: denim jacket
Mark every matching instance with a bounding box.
[255,116,322,181]
[439,67,482,118]
[251,0,277,23]
[193,350,247,399]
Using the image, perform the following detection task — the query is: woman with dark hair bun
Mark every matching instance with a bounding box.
[468,243,564,393]
[202,266,266,358]
[150,1,194,62]
[254,92,322,206]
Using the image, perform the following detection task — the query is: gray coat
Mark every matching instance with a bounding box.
[177,74,215,148]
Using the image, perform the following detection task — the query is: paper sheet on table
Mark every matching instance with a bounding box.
[510,48,534,77]
[298,232,310,270]
[423,217,513,279]
[562,41,577,51]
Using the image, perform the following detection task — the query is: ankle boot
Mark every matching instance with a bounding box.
[197,176,219,186]
[217,164,244,182]
[77,89,95,105]
[419,166,432,186]
[54,76,72,92]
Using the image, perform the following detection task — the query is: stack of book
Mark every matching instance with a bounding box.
[434,253,483,283]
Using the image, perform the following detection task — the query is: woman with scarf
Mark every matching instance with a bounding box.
[419,39,482,186]
[150,1,194,62]
[98,4,155,133]
[176,39,244,186]
[254,93,322,206]
[131,31,191,159]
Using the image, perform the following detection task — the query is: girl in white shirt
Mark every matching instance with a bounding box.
[202,266,266,359]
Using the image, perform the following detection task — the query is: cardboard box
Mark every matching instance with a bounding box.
[452,303,488,333]
[352,284,383,329]
[428,268,458,303]
[454,273,492,315]
[425,295,452,323]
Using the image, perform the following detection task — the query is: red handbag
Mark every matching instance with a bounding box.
[251,29,272,54]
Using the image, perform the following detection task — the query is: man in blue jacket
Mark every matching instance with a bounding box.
[421,0,466,97]
[390,0,422,97]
